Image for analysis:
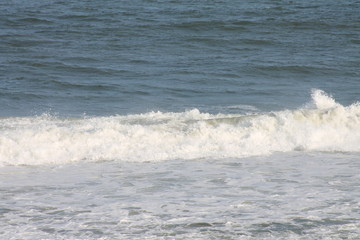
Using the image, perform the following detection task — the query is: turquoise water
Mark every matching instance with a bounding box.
[1,1,360,239]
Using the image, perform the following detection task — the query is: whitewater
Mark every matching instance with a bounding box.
[1,89,359,166]
[1,91,359,239]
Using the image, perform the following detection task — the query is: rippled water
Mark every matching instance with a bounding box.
[1,0,359,115]
[1,0,360,239]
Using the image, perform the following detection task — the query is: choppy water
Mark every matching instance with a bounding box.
[1,0,360,239]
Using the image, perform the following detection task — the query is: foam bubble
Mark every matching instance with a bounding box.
[1,90,359,166]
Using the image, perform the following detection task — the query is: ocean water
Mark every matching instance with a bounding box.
[1,0,360,239]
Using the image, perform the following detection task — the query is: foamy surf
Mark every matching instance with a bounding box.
[1,89,359,166]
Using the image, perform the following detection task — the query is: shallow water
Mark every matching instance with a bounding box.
[1,153,359,239]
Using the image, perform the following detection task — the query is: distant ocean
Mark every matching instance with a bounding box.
[1,0,359,239]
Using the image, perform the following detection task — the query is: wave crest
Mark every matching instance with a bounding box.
[311,89,340,110]
[1,90,359,166]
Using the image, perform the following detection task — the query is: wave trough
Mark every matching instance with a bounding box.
[1,90,359,166]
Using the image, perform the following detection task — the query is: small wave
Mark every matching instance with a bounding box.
[172,19,254,31]
[225,105,259,112]
[254,65,332,75]
[17,17,54,24]
[0,89,359,166]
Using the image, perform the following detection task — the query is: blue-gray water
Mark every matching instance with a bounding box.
[1,0,360,239]
[1,0,359,116]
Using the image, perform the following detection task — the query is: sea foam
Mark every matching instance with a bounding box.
[1,89,359,166]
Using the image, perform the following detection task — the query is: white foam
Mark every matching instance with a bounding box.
[1,90,359,166]
[310,89,340,110]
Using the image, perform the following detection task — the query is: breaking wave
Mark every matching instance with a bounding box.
[1,89,359,166]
